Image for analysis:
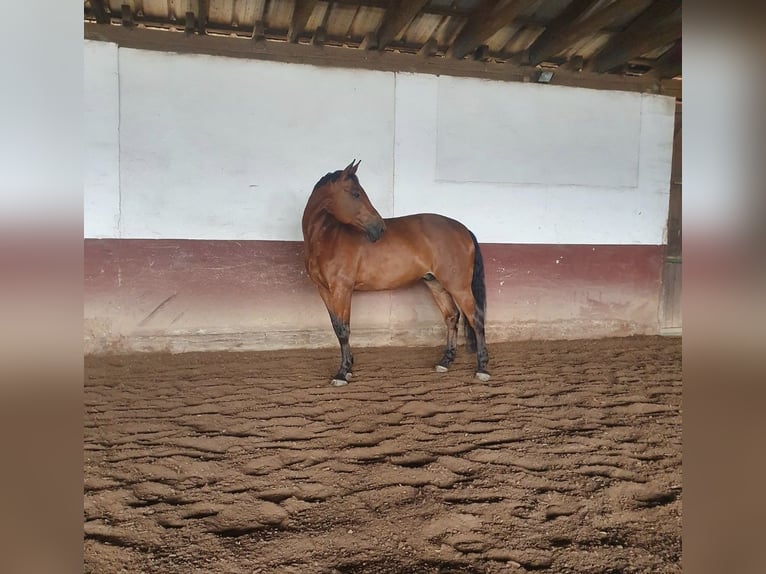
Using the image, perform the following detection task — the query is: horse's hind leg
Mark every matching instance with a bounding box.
[317,285,354,386]
[447,288,490,381]
[424,276,460,372]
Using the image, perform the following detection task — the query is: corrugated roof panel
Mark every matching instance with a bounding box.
[503,25,544,54]
[641,41,677,60]
[232,0,264,28]
[106,0,125,13]
[403,13,443,45]
[348,5,385,40]
[599,2,655,30]
[566,31,612,59]
[264,0,294,32]
[526,0,577,22]
[577,0,616,22]
[325,3,358,39]
[486,23,522,52]
[208,0,235,26]
[451,0,484,11]
[516,0,548,19]
[305,2,331,34]
[437,15,467,47]
[119,0,167,20]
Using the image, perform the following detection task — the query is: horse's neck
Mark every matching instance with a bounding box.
[302,189,339,244]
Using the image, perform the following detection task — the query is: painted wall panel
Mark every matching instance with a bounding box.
[394,73,675,245]
[118,49,395,240]
[435,76,642,188]
[83,40,120,237]
[84,239,664,354]
[82,43,675,246]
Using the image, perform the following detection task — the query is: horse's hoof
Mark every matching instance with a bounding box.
[475,371,491,382]
[330,378,349,387]
[434,365,449,373]
[345,372,353,379]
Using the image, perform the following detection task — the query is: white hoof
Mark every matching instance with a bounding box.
[434,365,449,373]
[345,372,353,379]
[475,372,491,382]
[330,378,349,387]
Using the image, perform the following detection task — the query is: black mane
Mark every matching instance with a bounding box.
[312,170,359,192]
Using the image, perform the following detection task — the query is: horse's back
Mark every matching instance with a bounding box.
[385,212,469,235]
[356,213,476,290]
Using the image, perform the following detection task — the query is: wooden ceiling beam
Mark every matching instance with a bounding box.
[448,0,529,60]
[85,23,681,100]
[591,0,681,73]
[288,0,319,44]
[374,0,429,51]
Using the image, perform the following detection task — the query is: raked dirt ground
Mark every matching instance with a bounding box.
[84,336,682,573]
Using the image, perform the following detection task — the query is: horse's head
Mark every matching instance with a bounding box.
[323,160,386,242]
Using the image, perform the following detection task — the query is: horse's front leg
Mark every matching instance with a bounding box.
[318,285,354,386]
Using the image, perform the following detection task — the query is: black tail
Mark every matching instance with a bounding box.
[465,230,486,353]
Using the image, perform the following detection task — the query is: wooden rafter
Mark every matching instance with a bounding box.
[312,27,327,47]
[288,0,319,44]
[648,39,682,79]
[591,0,681,73]
[374,0,429,51]
[448,0,530,60]
[525,0,654,66]
[251,20,266,43]
[185,11,196,36]
[359,32,378,50]
[197,0,209,34]
[121,4,134,28]
[418,37,437,58]
[89,0,110,24]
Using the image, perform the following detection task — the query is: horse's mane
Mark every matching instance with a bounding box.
[312,170,360,192]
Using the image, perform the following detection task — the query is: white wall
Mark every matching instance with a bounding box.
[84,40,120,237]
[394,74,675,244]
[84,40,675,245]
[118,48,394,240]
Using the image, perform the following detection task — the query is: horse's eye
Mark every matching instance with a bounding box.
[351,190,360,199]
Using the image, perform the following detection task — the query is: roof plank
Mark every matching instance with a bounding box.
[375,0,430,50]
[448,0,530,60]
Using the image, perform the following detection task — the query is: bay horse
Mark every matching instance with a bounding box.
[302,160,489,386]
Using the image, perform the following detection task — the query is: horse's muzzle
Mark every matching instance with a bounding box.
[365,221,386,243]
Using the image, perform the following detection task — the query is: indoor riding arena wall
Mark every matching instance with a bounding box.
[84,40,676,354]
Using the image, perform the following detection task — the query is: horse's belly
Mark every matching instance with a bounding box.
[354,262,426,291]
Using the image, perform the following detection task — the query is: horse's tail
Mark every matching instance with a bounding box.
[465,229,486,353]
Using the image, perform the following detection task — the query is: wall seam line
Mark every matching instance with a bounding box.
[117,46,123,238]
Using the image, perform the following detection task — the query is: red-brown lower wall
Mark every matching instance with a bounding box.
[84,239,664,354]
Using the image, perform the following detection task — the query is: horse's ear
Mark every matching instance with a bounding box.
[343,159,356,176]
[351,159,361,175]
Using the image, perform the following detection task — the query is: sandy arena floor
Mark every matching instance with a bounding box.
[84,336,681,573]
